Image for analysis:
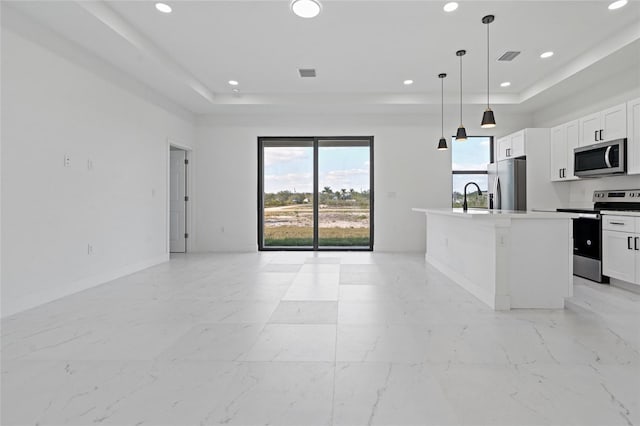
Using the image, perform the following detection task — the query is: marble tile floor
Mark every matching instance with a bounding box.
[2,252,639,425]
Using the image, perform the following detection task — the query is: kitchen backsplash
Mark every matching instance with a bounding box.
[569,175,640,208]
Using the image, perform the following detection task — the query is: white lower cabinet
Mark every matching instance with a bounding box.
[602,215,640,285]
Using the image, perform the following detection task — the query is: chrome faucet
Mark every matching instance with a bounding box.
[463,182,482,212]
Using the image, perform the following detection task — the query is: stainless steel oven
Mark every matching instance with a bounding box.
[574,139,626,177]
[557,209,606,282]
[558,189,640,283]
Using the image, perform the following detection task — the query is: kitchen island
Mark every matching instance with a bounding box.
[413,208,576,310]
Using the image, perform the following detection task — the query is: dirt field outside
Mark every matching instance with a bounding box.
[264,204,370,246]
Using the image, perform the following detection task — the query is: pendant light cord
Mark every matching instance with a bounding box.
[441,77,444,138]
[459,54,463,126]
[487,23,490,108]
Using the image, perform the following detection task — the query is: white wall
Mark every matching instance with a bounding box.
[1,28,195,317]
[532,66,640,208]
[194,110,532,253]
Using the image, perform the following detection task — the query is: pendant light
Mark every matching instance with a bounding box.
[437,73,448,150]
[481,15,496,128]
[455,50,467,141]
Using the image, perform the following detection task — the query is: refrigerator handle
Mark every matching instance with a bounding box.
[494,176,502,210]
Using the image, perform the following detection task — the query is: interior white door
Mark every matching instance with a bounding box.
[170,149,187,253]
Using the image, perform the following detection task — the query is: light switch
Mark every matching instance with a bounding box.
[64,154,71,167]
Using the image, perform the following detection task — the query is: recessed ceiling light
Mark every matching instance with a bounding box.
[608,0,628,10]
[443,2,458,12]
[155,2,172,13]
[500,81,511,87]
[291,0,322,18]
[403,79,414,85]
[228,80,239,86]
[540,51,554,59]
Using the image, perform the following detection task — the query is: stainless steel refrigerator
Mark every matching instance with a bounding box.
[487,158,527,211]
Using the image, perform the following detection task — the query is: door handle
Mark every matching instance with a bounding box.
[604,146,612,168]
[563,168,566,178]
[629,236,633,250]
[594,130,598,141]
[559,168,562,179]
[599,129,603,141]
[635,237,639,251]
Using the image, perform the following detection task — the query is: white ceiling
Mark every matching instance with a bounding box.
[3,0,640,114]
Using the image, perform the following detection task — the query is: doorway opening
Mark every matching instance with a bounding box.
[258,137,374,251]
[169,145,189,253]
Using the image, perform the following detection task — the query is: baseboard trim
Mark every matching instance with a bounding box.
[2,254,169,318]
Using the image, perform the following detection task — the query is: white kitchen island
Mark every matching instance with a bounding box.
[413,208,576,310]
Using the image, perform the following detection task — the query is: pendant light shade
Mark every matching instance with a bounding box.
[437,73,448,150]
[455,50,467,141]
[482,109,496,128]
[437,137,448,150]
[481,15,496,128]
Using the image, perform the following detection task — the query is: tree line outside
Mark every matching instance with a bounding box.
[264,187,370,208]
[451,189,487,209]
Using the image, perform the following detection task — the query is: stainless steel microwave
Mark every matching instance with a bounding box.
[574,139,626,177]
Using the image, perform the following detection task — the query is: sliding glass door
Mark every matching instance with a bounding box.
[258,137,373,251]
[260,140,314,248]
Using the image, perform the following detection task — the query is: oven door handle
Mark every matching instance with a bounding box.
[604,146,612,168]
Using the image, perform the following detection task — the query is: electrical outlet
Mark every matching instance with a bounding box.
[64,154,71,167]
[87,244,93,255]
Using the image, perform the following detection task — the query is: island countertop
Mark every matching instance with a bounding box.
[412,208,578,220]
[414,207,574,310]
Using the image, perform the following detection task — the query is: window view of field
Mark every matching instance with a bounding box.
[262,142,371,248]
[451,137,490,209]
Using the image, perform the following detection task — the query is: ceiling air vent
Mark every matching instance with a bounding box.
[497,51,521,61]
[298,68,317,78]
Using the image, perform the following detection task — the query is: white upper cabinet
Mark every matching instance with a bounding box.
[550,120,579,182]
[579,103,626,146]
[628,97,640,175]
[496,131,525,162]
[510,131,526,158]
[579,112,602,146]
[602,104,627,141]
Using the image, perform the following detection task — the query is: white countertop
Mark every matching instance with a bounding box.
[601,210,640,218]
[412,208,578,219]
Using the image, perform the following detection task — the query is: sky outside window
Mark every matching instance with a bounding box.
[264,146,370,193]
[451,136,490,193]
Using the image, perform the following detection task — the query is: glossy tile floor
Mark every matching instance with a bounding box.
[2,252,639,425]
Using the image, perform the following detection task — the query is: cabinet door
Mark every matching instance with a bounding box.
[627,98,640,175]
[550,125,566,181]
[565,120,580,180]
[510,131,526,158]
[579,112,601,146]
[497,137,511,161]
[603,230,636,283]
[601,103,627,141]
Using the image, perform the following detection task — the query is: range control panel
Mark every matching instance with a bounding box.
[593,189,640,202]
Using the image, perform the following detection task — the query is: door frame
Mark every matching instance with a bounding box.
[257,136,374,251]
[167,140,193,254]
